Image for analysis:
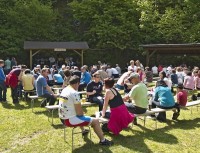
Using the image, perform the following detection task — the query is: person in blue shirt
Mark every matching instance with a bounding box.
[171,69,178,85]
[53,70,64,85]
[78,66,91,91]
[0,60,7,102]
[36,68,57,107]
[152,80,176,122]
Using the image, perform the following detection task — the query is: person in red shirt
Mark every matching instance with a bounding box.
[172,84,188,120]
[177,84,188,106]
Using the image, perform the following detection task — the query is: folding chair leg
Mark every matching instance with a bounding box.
[64,126,66,141]
[144,116,146,127]
[72,127,75,151]
[51,110,54,125]
[31,99,34,112]
[47,110,50,122]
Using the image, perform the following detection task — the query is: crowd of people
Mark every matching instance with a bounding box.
[1,57,199,146]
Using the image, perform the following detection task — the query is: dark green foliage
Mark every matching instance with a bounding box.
[0,0,200,66]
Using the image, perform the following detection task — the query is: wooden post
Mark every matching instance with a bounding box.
[146,51,149,66]
[30,50,32,69]
[81,50,83,66]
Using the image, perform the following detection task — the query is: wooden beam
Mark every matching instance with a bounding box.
[73,50,81,56]
[30,50,32,69]
[81,50,83,66]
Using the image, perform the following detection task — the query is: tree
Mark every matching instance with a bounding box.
[0,0,57,58]
[69,0,140,50]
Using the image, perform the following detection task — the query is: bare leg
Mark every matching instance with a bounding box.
[90,118,104,141]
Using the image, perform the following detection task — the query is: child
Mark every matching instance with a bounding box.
[172,84,188,120]
[0,59,7,102]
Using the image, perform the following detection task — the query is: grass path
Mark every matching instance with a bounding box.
[0,88,200,153]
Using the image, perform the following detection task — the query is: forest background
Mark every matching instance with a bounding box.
[0,0,200,68]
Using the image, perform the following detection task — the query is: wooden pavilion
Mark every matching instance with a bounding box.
[24,41,89,69]
[140,43,200,66]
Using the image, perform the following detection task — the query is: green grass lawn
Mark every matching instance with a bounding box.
[1,88,200,153]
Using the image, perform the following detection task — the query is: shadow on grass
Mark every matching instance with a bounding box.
[0,101,30,110]
[73,137,113,153]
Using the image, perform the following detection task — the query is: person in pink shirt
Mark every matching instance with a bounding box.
[194,70,200,90]
[183,71,194,90]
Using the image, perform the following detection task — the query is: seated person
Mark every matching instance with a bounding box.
[145,67,153,83]
[183,71,194,90]
[172,84,188,120]
[78,66,91,91]
[58,75,113,146]
[123,73,148,124]
[101,78,134,135]
[21,69,35,99]
[53,70,64,86]
[171,69,178,85]
[62,69,72,88]
[116,71,132,90]
[86,73,104,111]
[152,80,176,121]
[36,68,57,107]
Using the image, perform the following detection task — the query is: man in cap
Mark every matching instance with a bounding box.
[123,73,148,124]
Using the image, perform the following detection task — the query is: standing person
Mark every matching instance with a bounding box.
[137,67,146,82]
[152,65,158,76]
[11,57,17,68]
[86,73,104,111]
[6,67,24,104]
[102,78,134,135]
[176,67,184,84]
[59,75,113,146]
[128,60,137,72]
[49,56,55,67]
[4,57,11,75]
[123,73,148,124]
[115,64,121,76]
[0,60,7,102]
[36,68,57,107]
[78,66,91,91]
[135,60,144,70]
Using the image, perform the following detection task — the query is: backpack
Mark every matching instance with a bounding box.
[191,94,197,101]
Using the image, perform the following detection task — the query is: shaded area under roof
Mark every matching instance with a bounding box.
[140,43,200,54]
[24,41,89,50]
[24,41,89,69]
[140,43,200,65]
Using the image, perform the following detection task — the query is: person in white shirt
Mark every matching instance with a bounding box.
[106,65,113,77]
[115,64,121,75]
[111,67,119,78]
[152,65,158,75]
[59,75,113,146]
[128,60,137,72]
